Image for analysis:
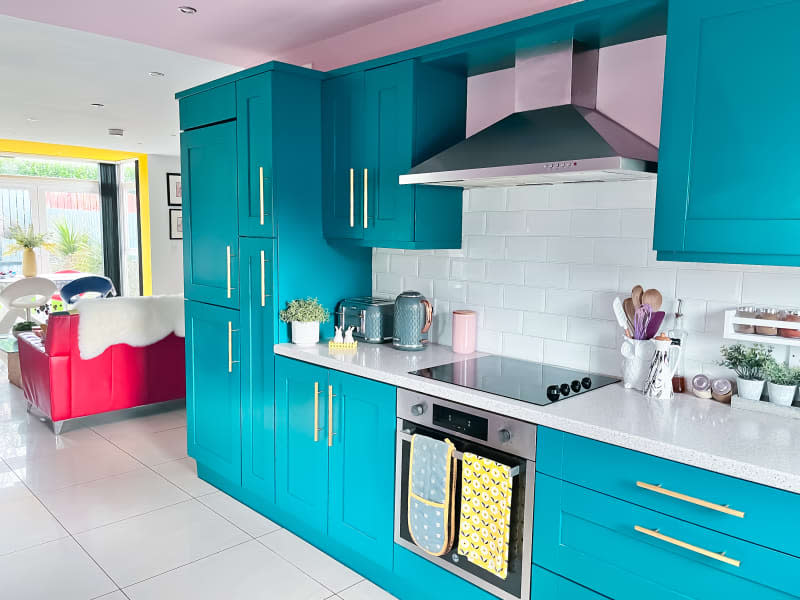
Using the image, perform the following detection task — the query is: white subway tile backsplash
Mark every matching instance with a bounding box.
[506,237,548,261]
[569,264,620,292]
[485,261,525,285]
[419,256,451,280]
[374,180,800,378]
[503,286,546,312]
[677,269,742,302]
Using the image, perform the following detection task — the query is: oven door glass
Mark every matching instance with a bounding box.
[395,420,533,600]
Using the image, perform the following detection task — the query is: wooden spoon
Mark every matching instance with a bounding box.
[642,288,663,312]
[631,285,644,308]
[622,297,636,330]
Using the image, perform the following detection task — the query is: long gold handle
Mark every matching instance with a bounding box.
[363,168,368,229]
[636,481,745,518]
[328,385,336,447]
[226,245,232,298]
[228,321,233,373]
[634,525,741,567]
[349,168,354,228]
[314,382,321,442]
[260,250,270,307]
[259,166,264,225]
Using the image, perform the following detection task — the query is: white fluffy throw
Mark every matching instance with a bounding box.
[76,295,185,360]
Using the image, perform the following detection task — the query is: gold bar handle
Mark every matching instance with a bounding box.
[363,168,368,229]
[634,525,741,567]
[227,321,240,373]
[225,245,236,298]
[328,385,336,447]
[314,382,321,442]
[636,481,745,518]
[259,166,264,225]
[260,250,271,307]
[349,168,354,228]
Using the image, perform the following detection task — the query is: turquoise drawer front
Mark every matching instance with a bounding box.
[537,427,800,558]
[179,83,236,130]
[533,474,800,600]
[532,566,610,599]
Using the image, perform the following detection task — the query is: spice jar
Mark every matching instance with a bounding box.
[733,306,756,334]
[779,310,800,338]
[755,307,779,336]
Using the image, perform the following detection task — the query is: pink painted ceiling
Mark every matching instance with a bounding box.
[0,0,576,69]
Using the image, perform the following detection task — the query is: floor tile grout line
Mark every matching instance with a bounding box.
[194,493,265,540]
[11,462,146,496]
[68,497,195,536]
[254,538,340,596]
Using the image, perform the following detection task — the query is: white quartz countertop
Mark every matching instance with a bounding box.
[275,342,800,494]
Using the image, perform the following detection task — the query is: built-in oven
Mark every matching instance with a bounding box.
[395,389,537,600]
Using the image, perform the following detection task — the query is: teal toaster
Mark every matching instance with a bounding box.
[336,297,395,343]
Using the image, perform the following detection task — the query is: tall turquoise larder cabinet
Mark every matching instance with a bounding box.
[178,63,372,501]
[654,0,800,266]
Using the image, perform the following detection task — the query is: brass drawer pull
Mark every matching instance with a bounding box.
[314,382,322,442]
[363,168,368,229]
[227,321,240,373]
[328,385,336,447]
[634,525,741,567]
[259,166,265,225]
[260,250,271,307]
[226,245,236,298]
[349,168,354,228]
[636,481,745,518]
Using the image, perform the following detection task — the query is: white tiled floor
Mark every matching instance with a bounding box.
[0,381,398,599]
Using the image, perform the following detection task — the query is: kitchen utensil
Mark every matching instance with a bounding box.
[393,291,433,351]
[622,298,636,330]
[337,297,394,343]
[612,297,629,330]
[621,338,655,390]
[641,288,663,312]
[633,303,652,340]
[644,335,683,400]
[631,285,644,308]
[645,311,665,339]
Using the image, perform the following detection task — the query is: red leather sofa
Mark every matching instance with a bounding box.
[18,313,185,433]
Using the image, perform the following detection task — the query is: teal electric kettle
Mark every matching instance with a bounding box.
[393,291,433,351]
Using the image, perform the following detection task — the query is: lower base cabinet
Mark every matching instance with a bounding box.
[532,566,610,599]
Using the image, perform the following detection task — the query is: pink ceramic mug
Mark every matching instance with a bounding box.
[452,310,477,354]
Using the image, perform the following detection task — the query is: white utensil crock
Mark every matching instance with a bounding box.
[767,382,796,406]
[737,377,765,401]
[291,321,320,346]
[644,338,682,400]
[621,339,655,391]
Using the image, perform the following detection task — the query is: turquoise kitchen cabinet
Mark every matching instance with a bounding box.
[178,82,235,131]
[181,121,240,309]
[240,238,277,503]
[275,357,330,534]
[185,300,241,486]
[328,369,395,569]
[532,566,610,599]
[655,0,800,266]
[322,72,365,240]
[533,473,800,600]
[322,60,466,249]
[236,73,274,237]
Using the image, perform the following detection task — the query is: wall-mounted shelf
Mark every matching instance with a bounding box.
[723,310,800,347]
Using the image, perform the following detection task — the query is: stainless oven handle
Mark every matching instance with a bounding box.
[396,430,520,478]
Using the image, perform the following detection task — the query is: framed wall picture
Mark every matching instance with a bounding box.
[169,209,183,240]
[167,172,182,206]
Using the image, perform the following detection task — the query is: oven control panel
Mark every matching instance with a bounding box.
[432,404,489,440]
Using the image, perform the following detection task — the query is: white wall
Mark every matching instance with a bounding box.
[147,154,183,295]
[373,180,800,382]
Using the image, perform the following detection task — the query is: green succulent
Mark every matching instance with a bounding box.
[719,343,773,381]
[764,359,800,386]
[279,297,330,323]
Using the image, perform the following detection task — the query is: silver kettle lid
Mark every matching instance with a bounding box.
[396,290,424,300]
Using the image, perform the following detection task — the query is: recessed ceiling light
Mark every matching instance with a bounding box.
[178,6,197,14]
[148,71,165,78]
[108,128,124,137]
[90,103,105,108]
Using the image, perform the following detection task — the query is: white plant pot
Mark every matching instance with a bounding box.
[291,321,320,346]
[767,382,796,407]
[736,377,765,401]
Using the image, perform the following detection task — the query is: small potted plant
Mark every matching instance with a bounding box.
[764,359,799,406]
[279,297,330,346]
[719,343,773,401]
[3,224,54,277]
[11,320,36,339]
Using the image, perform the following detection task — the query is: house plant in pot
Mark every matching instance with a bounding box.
[279,297,330,346]
[719,343,772,401]
[4,224,54,277]
[764,359,799,406]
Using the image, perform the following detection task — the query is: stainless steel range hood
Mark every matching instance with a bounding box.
[399,40,658,189]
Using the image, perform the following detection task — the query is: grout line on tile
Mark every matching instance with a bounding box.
[194,492,263,540]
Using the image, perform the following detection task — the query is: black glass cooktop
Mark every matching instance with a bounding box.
[410,355,620,405]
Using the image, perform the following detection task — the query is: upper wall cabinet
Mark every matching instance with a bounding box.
[654,0,800,266]
[323,60,466,249]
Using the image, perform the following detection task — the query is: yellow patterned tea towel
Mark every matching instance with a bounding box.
[457,453,512,579]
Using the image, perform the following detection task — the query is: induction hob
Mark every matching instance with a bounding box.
[410,355,620,405]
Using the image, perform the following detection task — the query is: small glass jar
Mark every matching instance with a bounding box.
[733,305,756,334]
[755,307,779,336]
[780,309,800,338]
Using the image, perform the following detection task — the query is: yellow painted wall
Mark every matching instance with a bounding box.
[0,139,152,295]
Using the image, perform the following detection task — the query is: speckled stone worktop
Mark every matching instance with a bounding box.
[275,342,800,494]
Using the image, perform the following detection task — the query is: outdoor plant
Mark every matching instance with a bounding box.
[3,224,54,253]
[719,343,773,381]
[279,297,330,323]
